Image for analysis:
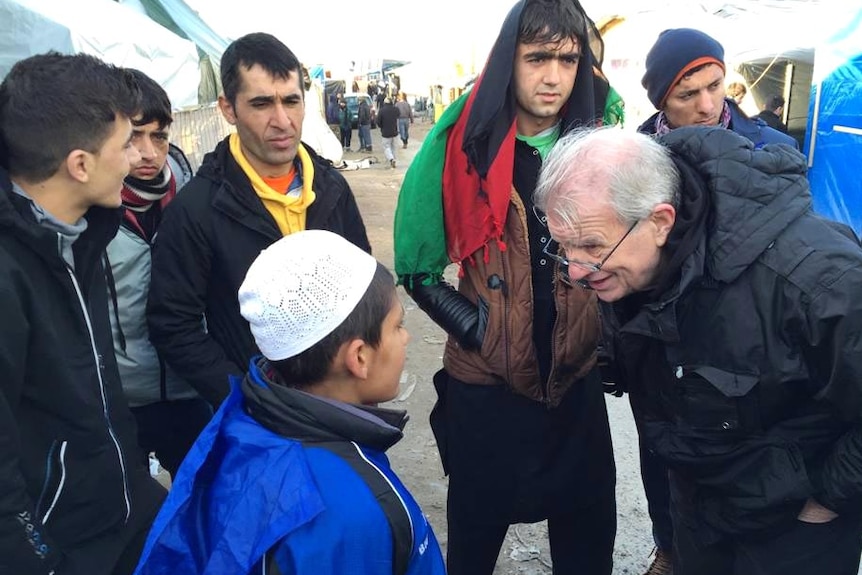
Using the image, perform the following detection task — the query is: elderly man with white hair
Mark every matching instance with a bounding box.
[535,125,862,575]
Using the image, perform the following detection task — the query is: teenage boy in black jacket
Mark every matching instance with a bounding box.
[0,52,165,575]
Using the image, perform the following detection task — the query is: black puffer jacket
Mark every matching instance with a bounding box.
[0,168,164,574]
[605,127,862,539]
[147,138,370,406]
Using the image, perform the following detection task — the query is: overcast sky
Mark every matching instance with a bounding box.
[183,0,518,70]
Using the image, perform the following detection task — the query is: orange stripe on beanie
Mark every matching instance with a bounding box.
[641,28,726,109]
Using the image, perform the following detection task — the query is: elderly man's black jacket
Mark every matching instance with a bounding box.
[603,127,862,539]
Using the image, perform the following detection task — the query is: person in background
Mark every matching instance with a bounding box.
[725,81,747,105]
[639,29,796,149]
[0,52,165,575]
[135,230,446,575]
[630,27,798,575]
[377,96,400,168]
[535,125,862,575]
[338,98,353,151]
[393,0,625,572]
[326,94,341,138]
[147,32,370,408]
[753,94,789,133]
[358,96,374,152]
[396,92,414,148]
[105,69,211,479]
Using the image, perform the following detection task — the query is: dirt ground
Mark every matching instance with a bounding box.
[338,121,654,574]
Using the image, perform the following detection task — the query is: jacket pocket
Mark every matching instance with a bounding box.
[694,438,812,536]
[35,440,68,526]
[672,365,760,433]
[38,441,128,545]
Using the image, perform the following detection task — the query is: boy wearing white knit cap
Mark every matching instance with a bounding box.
[135,230,446,575]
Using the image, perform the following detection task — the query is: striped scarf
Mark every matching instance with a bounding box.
[121,164,176,239]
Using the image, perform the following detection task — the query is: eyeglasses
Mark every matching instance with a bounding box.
[543,220,639,277]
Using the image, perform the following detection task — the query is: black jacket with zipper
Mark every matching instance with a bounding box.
[0,168,164,574]
[604,127,862,540]
[147,137,371,406]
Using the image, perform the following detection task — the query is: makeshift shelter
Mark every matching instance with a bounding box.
[805,8,862,236]
[0,0,200,108]
[119,0,230,104]
[598,0,829,135]
[303,79,343,166]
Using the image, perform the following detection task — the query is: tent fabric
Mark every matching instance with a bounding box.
[0,0,200,108]
[125,0,229,103]
[805,8,862,236]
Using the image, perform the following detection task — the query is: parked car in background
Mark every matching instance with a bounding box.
[344,93,375,128]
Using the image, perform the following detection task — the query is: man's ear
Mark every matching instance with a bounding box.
[650,203,677,248]
[218,95,238,125]
[342,338,369,380]
[64,149,92,184]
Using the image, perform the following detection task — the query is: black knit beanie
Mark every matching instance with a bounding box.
[641,28,725,110]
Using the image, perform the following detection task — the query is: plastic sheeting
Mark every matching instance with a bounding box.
[0,0,200,108]
[122,0,229,103]
[805,9,862,236]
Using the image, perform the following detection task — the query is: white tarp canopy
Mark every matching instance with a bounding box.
[597,0,838,127]
[0,0,200,108]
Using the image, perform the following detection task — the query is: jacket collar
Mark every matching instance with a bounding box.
[241,357,408,452]
[199,137,344,240]
[0,166,122,272]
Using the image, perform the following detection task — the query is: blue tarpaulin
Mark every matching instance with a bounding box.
[805,9,862,236]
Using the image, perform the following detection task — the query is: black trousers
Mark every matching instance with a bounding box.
[131,397,212,476]
[432,369,617,575]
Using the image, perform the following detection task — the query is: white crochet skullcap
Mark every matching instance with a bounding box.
[238,230,377,360]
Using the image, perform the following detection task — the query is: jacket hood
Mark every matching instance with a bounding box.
[463,0,606,178]
[658,126,810,283]
[194,137,231,184]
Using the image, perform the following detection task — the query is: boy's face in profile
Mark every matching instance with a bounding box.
[355,293,410,405]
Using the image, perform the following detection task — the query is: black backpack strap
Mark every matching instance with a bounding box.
[265,549,283,575]
[311,441,412,575]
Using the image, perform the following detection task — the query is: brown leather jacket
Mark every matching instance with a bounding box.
[443,190,599,407]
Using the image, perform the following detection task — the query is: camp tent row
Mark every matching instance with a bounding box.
[0,0,859,235]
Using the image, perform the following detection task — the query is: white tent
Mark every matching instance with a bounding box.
[302,80,343,166]
[0,0,200,108]
[597,0,834,129]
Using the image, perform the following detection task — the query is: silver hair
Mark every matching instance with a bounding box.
[534,126,680,237]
